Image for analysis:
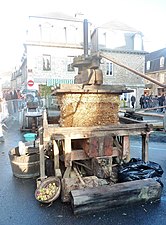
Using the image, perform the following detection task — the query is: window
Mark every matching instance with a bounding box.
[106,62,113,76]
[67,56,75,72]
[160,56,164,68]
[43,54,51,71]
[146,61,151,70]
[67,64,74,72]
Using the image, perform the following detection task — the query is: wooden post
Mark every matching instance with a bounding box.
[53,139,62,178]
[142,132,149,162]
[43,109,48,128]
[39,127,45,179]
[39,144,45,179]
[122,136,130,161]
[53,140,59,169]
[64,138,72,167]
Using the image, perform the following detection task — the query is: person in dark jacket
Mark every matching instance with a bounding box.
[131,95,136,108]
[12,89,18,112]
[139,95,144,109]
[158,94,165,112]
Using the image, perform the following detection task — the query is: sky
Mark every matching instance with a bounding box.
[0,0,166,74]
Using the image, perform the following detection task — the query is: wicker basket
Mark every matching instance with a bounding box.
[35,176,61,203]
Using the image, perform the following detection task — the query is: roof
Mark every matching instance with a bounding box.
[29,12,82,22]
[99,20,141,33]
[145,48,166,73]
[100,48,147,55]
[145,48,166,61]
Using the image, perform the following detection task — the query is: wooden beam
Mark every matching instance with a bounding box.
[71,148,119,161]
[61,176,99,203]
[71,150,88,161]
[45,123,153,141]
[144,105,166,111]
[71,178,162,215]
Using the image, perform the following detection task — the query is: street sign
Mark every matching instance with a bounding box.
[27,80,34,87]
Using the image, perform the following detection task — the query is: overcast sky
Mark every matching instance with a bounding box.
[0,0,166,73]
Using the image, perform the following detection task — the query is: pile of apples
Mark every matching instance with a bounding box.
[36,182,58,202]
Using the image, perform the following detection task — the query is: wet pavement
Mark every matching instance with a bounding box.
[0,118,166,225]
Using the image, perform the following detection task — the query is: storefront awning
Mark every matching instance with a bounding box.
[47,79,74,86]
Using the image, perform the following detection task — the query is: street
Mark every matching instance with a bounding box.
[0,118,166,225]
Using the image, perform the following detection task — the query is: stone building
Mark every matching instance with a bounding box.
[11,14,147,108]
[91,21,147,108]
[11,12,89,90]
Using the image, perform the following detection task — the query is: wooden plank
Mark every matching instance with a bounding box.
[55,84,129,94]
[45,123,152,140]
[144,105,166,112]
[48,123,150,131]
[134,111,164,118]
[61,176,99,203]
[119,116,142,124]
[71,148,119,161]
[71,150,88,161]
[119,116,163,129]
[71,178,162,215]
[59,84,127,91]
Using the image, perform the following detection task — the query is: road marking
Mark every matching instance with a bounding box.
[131,144,166,151]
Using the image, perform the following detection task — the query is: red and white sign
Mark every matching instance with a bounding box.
[27,80,34,87]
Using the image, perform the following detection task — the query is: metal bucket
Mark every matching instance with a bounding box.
[8,147,40,179]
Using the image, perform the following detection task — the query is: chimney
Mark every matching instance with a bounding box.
[83,19,88,58]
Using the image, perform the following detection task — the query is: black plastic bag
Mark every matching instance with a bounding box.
[118,158,164,185]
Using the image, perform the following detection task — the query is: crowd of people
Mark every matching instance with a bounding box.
[2,89,22,101]
[139,93,166,112]
[2,89,24,113]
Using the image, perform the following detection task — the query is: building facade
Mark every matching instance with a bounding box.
[145,48,166,96]
[12,12,90,91]
[91,21,146,107]
[11,14,146,108]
